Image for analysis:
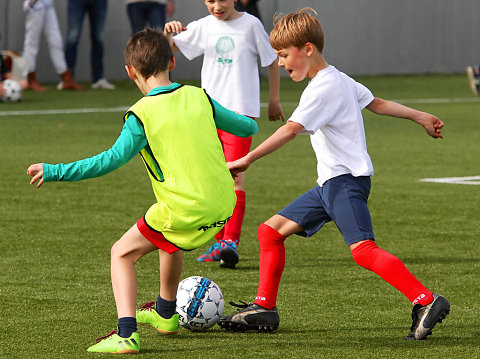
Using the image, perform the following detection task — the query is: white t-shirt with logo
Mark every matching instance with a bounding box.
[173,13,277,117]
[289,66,375,186]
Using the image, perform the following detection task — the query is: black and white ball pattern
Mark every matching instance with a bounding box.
[176,276,224,330]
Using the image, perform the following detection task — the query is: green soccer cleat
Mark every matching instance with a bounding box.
[136,301,179,334]
[87,330,140,354]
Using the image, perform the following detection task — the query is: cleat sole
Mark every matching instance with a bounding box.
[218,320,278,333]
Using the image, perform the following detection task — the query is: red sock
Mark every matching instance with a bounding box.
[222,190,246,245]
[214,228,224,241]
[351,241,433,305]
[254,223,286,309]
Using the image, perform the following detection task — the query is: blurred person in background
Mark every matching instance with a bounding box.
[126,0,175,34]
[65,0,115,89]
[466,65,480,96]
[22,0,84,91]
[1,33,28,97]
[234,0,261,22]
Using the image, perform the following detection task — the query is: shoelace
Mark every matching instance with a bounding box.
[229,300,252,310]
[95,330,117,343]
[219,239,238,249]
[137,301,155,311]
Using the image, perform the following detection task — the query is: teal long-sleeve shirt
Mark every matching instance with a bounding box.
[44,83,258,182]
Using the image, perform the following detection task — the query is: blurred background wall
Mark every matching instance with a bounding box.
[1,0,480,83]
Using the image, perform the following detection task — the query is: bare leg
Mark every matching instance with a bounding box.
[233,171,245,191]
[159,250,183,301]
[264,214,302,237]
[111,223,158,318]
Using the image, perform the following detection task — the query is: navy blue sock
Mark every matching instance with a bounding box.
[156,295,176,319]
[117,317,137,338]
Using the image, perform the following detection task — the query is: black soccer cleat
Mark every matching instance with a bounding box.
[219,239,239,269]
[405,293,450,340]
[217,301,279,332]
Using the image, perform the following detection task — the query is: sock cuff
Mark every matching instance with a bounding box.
[156,295,177,319]
[235,189,246,201]
[351,240,378,253]
[258,223,286,244]
[118,316,137,323]
[351,240,379,269]
[117,317,137,338]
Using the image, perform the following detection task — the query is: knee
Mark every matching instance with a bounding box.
[257,223,286,247]
[110,241,124,260]
[350,240,378,270]
[110,241,138,263]
[65,23,81,43]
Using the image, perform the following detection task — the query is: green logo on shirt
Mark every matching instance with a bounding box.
[215,36,235,65]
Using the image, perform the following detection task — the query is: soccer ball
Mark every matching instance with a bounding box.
[176,276,224,330]
[1,79,22,103]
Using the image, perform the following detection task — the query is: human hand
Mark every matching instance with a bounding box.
[227,156,252,179]
[417,113,444,139]
[0,84,5,97]
[164,21,186,35]
[27,163,45,188]
[268,100,284,121]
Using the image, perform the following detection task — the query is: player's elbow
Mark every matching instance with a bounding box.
[285,122,304,138]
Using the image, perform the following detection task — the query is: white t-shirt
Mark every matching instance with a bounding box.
[289,66,375,186]
[173,13,277,117]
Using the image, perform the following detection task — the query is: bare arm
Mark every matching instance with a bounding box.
[366,97,444,139]
[267,59,284,121]
[228,121,304,178]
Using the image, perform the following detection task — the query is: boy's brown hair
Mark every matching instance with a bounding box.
[124,29,173,79]
[270,8,324,53]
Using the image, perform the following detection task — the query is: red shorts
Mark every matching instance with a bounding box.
[137,217,180,254]
[217,128,253,162]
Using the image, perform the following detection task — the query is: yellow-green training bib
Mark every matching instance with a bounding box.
[125,85,236,250]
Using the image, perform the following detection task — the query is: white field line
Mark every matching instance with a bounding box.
[420,176,480,185]
[0,106,130,117]
[1,97,480,117]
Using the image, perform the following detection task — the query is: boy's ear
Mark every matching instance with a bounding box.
[125,64,137,80]
[168,55,176,72]
[304,42,315,56]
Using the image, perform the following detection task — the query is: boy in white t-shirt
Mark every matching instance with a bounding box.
[219,8,450,341]
[164,0,284,269]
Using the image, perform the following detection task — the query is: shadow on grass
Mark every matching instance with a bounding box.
[270,324,479,349]
[401,256,480,265]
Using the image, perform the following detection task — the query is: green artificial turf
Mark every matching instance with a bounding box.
[0,74,478,358]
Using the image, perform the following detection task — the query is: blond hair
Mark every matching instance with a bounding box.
[270,8,324,52]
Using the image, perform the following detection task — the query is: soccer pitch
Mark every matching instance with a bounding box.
[0,74,478,358]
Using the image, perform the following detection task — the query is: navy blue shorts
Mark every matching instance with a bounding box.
[277,174,375,246]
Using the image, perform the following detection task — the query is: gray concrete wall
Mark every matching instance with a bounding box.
[1,0,480,83]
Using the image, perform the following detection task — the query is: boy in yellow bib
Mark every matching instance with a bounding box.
[27,29,258,354]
